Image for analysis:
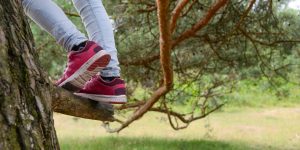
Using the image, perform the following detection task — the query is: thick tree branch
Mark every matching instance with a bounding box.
[51,87,114,121]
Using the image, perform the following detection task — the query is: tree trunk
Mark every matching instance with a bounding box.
[0,0,115,148]
[0,0,59,149]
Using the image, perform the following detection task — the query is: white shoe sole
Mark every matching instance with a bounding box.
[74,93,127,104]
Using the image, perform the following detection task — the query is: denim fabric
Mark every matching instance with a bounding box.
[22,0,120,77]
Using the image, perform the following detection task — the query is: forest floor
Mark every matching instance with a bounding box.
[54,105,300,150]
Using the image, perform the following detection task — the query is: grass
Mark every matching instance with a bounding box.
[60,137,267,150]
[55,106,300,150]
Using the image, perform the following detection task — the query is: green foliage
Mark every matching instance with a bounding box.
[224,77,300,107]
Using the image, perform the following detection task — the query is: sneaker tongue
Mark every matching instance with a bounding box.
[101,76,118,82]
[71,41,87,51]
[78,47,85,51]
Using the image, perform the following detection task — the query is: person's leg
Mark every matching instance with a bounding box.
[22,0,111,91]
[72,0,126,103]
[72,0,121,77]
[22,0,87,51]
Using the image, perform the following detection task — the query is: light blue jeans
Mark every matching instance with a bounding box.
[22,0,120,77]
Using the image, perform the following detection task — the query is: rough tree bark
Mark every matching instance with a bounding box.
[0,0,59,149]
[0,0,113,149]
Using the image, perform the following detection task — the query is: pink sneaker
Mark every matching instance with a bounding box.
[74,76,127,104]
[56,41,111,92]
